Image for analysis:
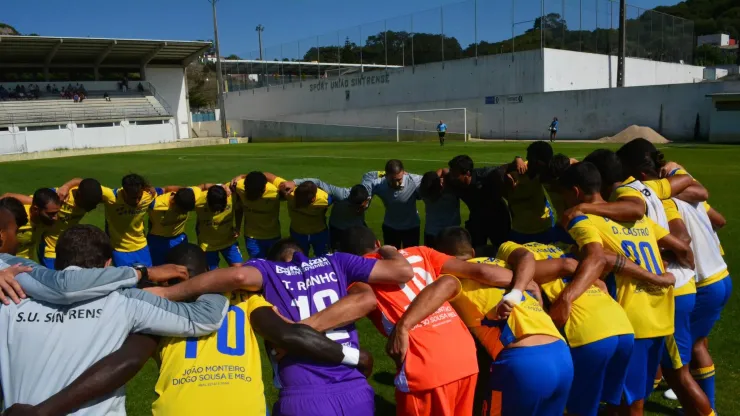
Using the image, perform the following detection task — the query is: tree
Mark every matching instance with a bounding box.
[225,54,241,60]
[186,62,218,109]
[0,23,20,36]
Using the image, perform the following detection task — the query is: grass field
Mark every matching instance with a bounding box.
[0,141,737,415]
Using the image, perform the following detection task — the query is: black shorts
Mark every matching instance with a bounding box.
[438,132,446,138]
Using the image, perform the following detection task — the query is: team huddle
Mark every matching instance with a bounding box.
[0,138,732,416]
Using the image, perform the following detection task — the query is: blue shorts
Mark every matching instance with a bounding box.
[112,246,152,267]
[274,378,374,416]
[245,236,280,259]
[691,276,733,341]
[569,334,634,415]
[622,337,664,404]
[206,243,244,270]
[490,340,573,416]
[147,233,188,266]
[663,292,696,370]
[41,256,56,270]
[290,229,330,257]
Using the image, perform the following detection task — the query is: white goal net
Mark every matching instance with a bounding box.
[396,108,468,142]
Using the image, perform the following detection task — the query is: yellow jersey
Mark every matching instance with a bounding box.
[153,291,270,416]
[497,241,633,347]
[103,187,160,252]
[451,257,564,359]
[196,192,238,252]
[234,177,285,240]
[568,213,674,339]
[41,186,94,259]
[543,183,566,222]
[15,204,40,261]
[507,172,553,234]
[285,188,331,235]
[148,187,204,238]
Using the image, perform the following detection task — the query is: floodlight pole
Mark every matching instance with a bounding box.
[210,0,228,138]
[617,0,626,87]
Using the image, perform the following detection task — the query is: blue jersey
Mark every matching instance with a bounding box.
[550,120,559,131]
[437,123,447,132]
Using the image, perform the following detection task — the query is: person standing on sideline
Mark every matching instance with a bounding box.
[549,117,558,142]
[437,120,447,146]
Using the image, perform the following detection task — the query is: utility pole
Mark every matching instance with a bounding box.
[256,24,265,87]
[209,0,228,138]
[617,0,626,87]
[256,24,264,60]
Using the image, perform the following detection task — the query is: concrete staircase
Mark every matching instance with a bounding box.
[0,92,171,127]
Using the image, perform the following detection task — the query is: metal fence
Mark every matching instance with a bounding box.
[224,0,694,91]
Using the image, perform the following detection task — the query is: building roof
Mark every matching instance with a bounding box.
[0,36,211,69]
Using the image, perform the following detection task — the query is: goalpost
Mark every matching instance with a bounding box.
[396,108,468,143]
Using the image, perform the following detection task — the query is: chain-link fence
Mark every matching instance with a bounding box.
[223,0,694,92]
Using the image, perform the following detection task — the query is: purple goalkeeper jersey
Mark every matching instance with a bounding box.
[247,251,377,388]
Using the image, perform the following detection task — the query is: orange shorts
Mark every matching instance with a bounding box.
[396,374,477,416]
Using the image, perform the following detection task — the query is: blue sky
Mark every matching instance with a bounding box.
[4,0,681,58]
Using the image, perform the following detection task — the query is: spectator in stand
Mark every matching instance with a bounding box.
[78,92,85,103]
[79,84,86,94]
[0,86,7,101]
[137,82,145,93]
[45,84,51,93]
[104,92,111,102]
[73,93,80,103]
[52,84,59,94]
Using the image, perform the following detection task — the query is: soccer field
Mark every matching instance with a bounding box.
[0,141,737,415]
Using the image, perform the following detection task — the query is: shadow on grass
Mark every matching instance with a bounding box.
[644,398,678,415]
[375,394,396,414]
[373,371,395,386]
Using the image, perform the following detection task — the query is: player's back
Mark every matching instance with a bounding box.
[248,252,373,388]
[365,246,478,392]
[669,198,728,287]
[153,291,268,416]
[0,293,138,415]
[499,242,633,347]
[507,172,553,235]
[568,214,674,338]
[195,192,237,252]
[285,188,331,235]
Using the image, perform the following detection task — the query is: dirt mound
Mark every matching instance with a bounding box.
[598,125,670,144]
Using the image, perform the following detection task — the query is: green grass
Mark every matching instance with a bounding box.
[0,141,737,415]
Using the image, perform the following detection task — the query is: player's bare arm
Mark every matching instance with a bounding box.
[564,197,646,225]
[3,334,160,416]
[550,242,606,327]
[366,246,414,284]
[657,232,695,270]
[56,177,82,201]
[387,274,461,367]
[602,253,675,287]
[439,258,515,289]
[145,266,265,300]
[667,175,709,203]
[301,282,377,332]
[706,206,726,230]
[0,193,32,205]
[251,306,372,376]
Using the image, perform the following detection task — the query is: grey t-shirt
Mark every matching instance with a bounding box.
[362,172,422,230]
[0,255,228,415]
[294,178,368,230]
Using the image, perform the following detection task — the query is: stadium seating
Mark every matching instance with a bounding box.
[0,90,171,128]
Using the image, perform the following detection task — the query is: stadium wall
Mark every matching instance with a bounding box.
[145,68,190,139]
[1,120,177,153]
[225,48,717,141]
[543,49,705,91]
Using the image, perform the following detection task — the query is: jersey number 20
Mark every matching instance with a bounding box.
[185,306,246,358]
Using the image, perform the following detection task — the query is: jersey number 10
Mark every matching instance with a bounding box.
[185,305,246,358]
